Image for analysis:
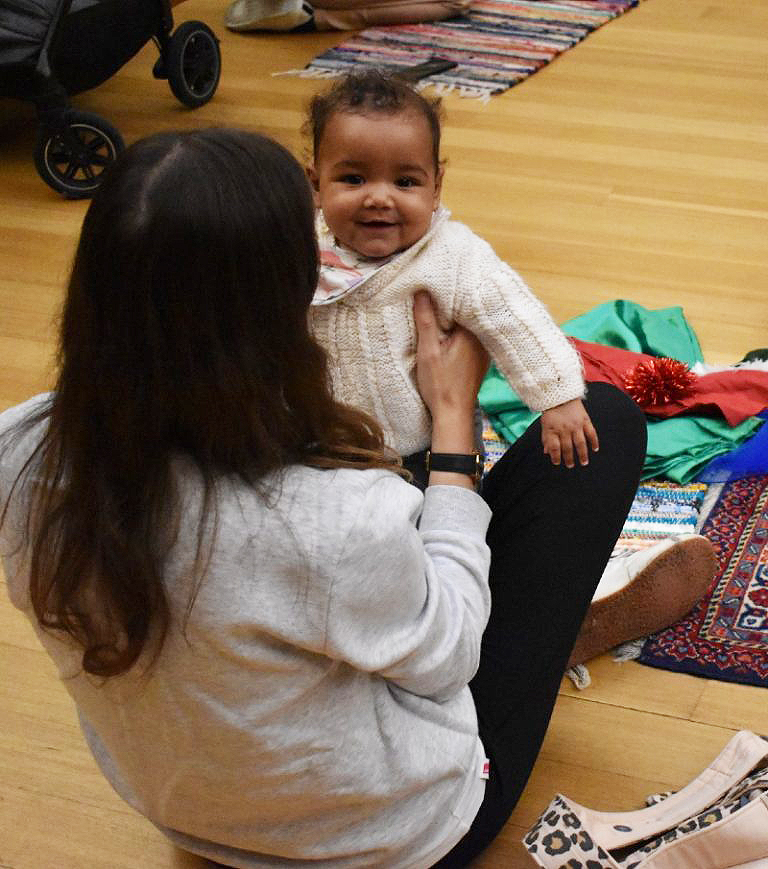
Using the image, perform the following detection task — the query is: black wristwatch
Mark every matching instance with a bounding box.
[425,451,484,485]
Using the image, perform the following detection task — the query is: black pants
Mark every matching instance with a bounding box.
[432,383,646,867]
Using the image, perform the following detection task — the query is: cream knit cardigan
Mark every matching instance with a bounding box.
[310,213,585,456]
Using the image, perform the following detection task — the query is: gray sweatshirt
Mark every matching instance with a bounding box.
[0,395,492,868]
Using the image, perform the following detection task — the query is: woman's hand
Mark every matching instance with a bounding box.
[414,292,488,488]
[540,398,599,468]
[414,291,489,421]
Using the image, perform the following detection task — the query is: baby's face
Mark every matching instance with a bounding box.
[309,110,442,258]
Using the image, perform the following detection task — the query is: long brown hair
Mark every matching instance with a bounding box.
[3,129,403,678]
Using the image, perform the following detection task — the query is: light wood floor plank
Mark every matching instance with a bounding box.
[1,0,766,864]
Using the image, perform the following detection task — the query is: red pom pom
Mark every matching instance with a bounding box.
[622,357,697,408]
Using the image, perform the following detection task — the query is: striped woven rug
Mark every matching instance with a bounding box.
[482,418,711,556]
[285,0,640,99]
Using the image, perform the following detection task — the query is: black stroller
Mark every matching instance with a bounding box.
[0,0,222,197]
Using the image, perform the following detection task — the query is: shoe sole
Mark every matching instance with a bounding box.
[568,536,718,667]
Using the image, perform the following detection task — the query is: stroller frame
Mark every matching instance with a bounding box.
[1,0,221,197]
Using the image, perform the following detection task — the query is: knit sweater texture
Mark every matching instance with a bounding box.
[311,211,585,455]
[0,394,492,868]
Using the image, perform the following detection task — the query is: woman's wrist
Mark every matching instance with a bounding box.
[430,409,475,454]
[428,410,478,489]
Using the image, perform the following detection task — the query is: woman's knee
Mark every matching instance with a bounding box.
[583,382,647,466]
[584,382,645,428]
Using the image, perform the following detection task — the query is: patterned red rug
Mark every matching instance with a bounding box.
[639,475,768,687]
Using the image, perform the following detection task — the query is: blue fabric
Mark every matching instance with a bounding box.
[696,412,768,483]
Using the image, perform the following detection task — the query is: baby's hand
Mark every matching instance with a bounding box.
[540,399,599,468]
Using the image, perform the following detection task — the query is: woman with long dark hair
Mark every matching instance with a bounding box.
[0,128,648,867]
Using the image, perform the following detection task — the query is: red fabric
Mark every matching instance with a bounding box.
[571,338,768,426]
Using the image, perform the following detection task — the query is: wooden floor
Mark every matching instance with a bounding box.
[1,0,767,865]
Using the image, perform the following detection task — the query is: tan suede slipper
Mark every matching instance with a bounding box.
[568,534,718,667]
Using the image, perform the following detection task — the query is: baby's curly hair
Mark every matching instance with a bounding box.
[306,69,443,170]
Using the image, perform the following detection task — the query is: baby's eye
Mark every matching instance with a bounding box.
[339,174,364,185]
[396,177,420,189]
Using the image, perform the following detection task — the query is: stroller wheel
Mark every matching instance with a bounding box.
[34,111,124,199]
[167,22,221,108]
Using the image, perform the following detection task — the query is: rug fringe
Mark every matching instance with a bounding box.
[272,67,342,79]
[420,80,493,102]
[613,638,646,661]
[565,664,591,690]
[696,482,723,530]
[435,82,493,103]
[274,67,495,101]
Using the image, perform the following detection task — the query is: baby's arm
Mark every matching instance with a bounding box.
[446,226,598,465]
[540,398,599,468]
[449,235,584,408]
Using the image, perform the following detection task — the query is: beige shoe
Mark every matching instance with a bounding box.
[225,0,313,31]
[568,534,717,667]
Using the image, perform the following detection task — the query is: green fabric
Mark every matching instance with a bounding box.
[562,299,704,366]
[478,299,761,483]
[643,415,762,483]
[478,367,536,442]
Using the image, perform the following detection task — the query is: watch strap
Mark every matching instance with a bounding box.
[425,451,483,483]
